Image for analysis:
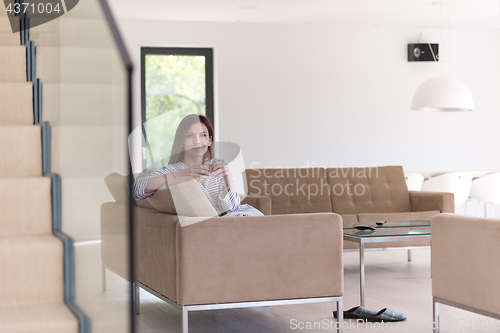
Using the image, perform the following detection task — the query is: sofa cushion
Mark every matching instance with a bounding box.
[104,172,130,205]
[357,210,440,223]
[326,166,411,215]
[105,172,157,209]
[135,198,155,209]
[245,168,332,215]
[240,195,272,216]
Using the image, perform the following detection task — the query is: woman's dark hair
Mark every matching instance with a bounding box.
[168,114,214,164]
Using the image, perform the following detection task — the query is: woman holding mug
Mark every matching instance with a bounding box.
[133,114,263,217]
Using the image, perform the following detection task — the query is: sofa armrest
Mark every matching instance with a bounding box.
[101,202,130,278]
[175,213,343,306]
[409,191,454,213]
[133,206,180,303]
[431,214,500,315]
[241,195,272,215]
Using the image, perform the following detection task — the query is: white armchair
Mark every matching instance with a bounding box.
[404,172,424,191]
[469,172,500,217]
[422,172,473,212]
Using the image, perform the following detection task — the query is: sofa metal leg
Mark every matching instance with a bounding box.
[433,298,439,333]
[408,250,412,262]
[337,298,343,333]
[101,263,106,291]
[133,283,140,314]
[182,307,189,333]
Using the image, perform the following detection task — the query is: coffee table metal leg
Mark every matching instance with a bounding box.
[359,241,365,307]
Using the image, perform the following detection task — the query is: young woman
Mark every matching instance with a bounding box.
[133,114,263,217]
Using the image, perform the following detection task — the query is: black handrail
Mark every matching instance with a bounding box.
[98,1,135,330]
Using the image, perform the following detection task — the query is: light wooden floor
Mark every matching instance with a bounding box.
[134,248,500,333]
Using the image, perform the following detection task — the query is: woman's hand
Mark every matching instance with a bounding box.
[179,164,211,183]
[210,161,232,190]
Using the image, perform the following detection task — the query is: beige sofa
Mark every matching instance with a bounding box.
[101,173,345,333]
[245,165,454,249]
[101,165,452,332]
[431,214,500,332]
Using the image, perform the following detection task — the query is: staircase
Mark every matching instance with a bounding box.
[0,9,80,333]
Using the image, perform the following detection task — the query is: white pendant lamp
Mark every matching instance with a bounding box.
[411,76,474,112]
[410,3,474,112]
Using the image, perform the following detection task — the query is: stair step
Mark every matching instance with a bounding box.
[0,30,20,45]
[0,303,78,333]
[30,17,112,48]
[0,15,14,31]
[0,46,26,82]
[37,46,113,84]
[44,82,116,125]
[0,17,20,46]
[0,177,52,236]
[0,125,42,176]
[0,82,33,125]
[0,235,64,306]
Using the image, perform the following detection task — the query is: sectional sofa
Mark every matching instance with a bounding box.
[245,165,454,248]
[101,165,452,332]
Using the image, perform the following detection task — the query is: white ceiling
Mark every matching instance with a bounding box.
[109,0,499,29]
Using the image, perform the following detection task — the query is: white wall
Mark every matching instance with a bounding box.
[117,19,500,173]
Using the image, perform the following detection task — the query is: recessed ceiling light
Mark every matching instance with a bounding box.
[238,5,258,10]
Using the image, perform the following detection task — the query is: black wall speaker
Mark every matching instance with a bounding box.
[408,44,439,62]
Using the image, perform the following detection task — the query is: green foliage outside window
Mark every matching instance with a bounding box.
[144,55,206,171]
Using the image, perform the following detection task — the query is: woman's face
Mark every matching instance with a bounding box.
[183,122,212,158]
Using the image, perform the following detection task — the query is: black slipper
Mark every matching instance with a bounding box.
[333,306,378,320]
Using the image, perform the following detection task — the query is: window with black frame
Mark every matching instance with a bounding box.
[141,47,214,172]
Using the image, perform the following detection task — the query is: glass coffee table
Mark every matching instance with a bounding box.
[343,220,431,307]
